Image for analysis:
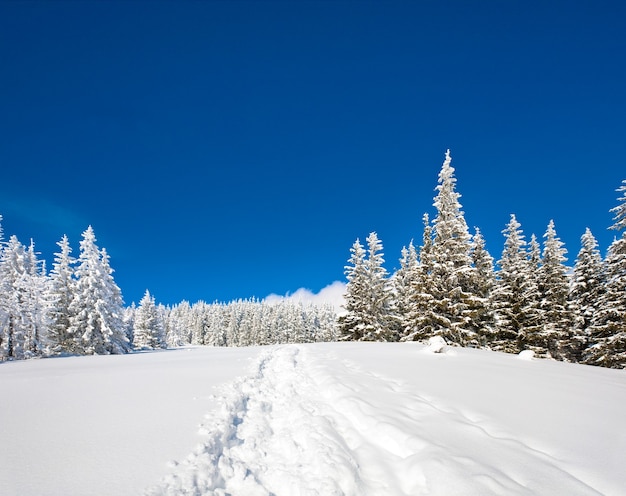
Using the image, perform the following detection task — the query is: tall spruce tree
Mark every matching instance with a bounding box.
[0,236,27,359]
[537,220,573,360]
[428,150,482,346]
[47,235,77,354]
[68,226,129,354]
[493,215,535,353]
[586,181,626,368]
[570,228,605,361]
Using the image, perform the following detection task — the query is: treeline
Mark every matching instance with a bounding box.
[339,151,626,369]
[129,295,337,350]
[0,221,337,361]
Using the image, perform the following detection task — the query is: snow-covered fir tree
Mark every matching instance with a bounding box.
[393,242,419,338]
[338,238,368,340]
[132,290,166,349]
[68,226,129,355]
[20,240,48,357]
[537,220,573,360]
[586,181,626,368]
[570,228,605,360]
[47,234,77,354]
[338,233,394,341]
[0,235,28,359]
[469,227,497,346]
[427,150,482,346]
[493,215,535,353]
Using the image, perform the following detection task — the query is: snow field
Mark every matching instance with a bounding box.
[148,344,622,495]
[1,342,624,496]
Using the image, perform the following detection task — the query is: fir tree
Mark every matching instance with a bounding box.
[428,150,482,346]
[586,181,626,368]
[133,290,165,349]
[47,235,77,354]
[0,236,27,359]
[68,226,129,354]
[493,215,537,353]
[537,220,573,360]
[570,228,605,361]
[469,227,496,346]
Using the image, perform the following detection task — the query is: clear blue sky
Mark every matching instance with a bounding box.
[1,1,625,306]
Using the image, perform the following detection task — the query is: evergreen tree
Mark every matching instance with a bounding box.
[133,290,165,349]
[493,215,536,353]
[20,240,48,357]
[338,238,368,340]
[362,232,395,341]
[47,235,77,354]
[469,228,496,345]
[339,233,394,341]
[428,150,482,345]
[68,226,129,354]
[586,181,626,368]
[537,220,573,359]
[570,228,604,361]
[393,242,419,338]
[0,236,27,359]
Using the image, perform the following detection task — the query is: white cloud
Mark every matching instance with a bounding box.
[264,281,346,314]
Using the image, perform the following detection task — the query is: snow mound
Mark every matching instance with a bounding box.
[518,349,535,360]
[423,335,449,353]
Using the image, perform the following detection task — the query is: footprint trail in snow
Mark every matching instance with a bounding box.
[146,345,601,496]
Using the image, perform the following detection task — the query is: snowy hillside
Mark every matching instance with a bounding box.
[1,343,624,496]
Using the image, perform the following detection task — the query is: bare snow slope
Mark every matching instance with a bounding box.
[1,343,625,496]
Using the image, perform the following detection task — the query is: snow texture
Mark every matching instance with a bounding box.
[1,343,625,496]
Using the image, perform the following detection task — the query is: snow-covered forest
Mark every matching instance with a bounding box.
[340,151,626,368]
[1,150,624,368]
[0,221,337,361]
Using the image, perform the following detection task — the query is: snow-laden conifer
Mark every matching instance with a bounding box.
[132,290,166,349]
[469,228,497,345]
[586,181,626,368]
[68,226,129,354]
[47,235,77,354]
[570,228,605,361]
[537,220,573,359]
[428,150,482,346]
[0,236,28,359]
[493,215,536,353]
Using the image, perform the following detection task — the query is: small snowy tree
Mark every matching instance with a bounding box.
[133,290,165,349]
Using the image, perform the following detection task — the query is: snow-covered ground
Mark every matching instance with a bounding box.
[1,342,624,496]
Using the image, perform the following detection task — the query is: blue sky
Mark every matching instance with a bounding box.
[1,1,625,306]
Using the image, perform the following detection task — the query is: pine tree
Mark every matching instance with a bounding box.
[20,240,48,357]
[68,226,129,354]
[469,228,496,346]
[586,181,626,368]
[428,150,482,346]
[339,233,394,341]
[570,228,605,361]
[537,220,573,360]
[0,236,27,359]
[493,215,538,353]
[133,290,165,349]
[47,235,77,354]
[338,238,368,340]
[394,242,419,338]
